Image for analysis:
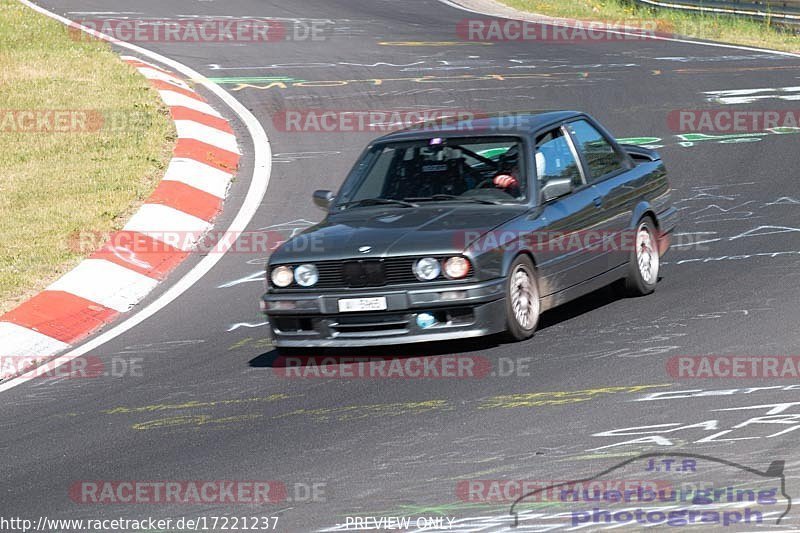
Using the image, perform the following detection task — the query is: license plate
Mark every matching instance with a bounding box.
[338,297,387,313]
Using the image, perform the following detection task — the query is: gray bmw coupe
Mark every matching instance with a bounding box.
[262,111,677,348]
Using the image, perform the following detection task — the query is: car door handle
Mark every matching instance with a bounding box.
[593,196,602,207]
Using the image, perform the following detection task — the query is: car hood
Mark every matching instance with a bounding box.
[270,205,528,263]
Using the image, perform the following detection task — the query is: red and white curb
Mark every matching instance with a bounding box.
[0,56,240,380]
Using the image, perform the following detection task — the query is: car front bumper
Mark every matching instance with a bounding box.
[262,278,507,347]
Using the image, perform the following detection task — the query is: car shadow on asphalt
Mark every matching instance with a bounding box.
[249,281,639,368]
[536,282,626,331]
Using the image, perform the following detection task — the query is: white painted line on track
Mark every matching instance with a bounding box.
[2,0,272,393]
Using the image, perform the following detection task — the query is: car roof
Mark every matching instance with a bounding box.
[374,110,584,142]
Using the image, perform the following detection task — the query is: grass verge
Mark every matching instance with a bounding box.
[498,0,800,53]
[0,0,175,314]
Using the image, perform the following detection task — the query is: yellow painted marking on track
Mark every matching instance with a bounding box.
[253,337,275,350]
[109,384,670,430]
[230,72,559,92]
[256,82,288,89]
[132,414,262,431]
[478,384,671,410]
[227,337,254,351]
[274,400,451,422]
[103,394,294,415]
[378,41,494,46]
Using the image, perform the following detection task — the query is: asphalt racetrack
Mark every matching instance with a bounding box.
[3,0,800,531]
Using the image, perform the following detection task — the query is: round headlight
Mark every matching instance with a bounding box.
[270,265,294,287]
[444,256,470,279]
[294,264,319,287]
[413,257,441,281]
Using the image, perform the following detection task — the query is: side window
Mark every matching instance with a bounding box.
[535,128,583,189]
[567,120,625,182]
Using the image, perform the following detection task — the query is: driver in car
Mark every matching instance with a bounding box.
[492,149,522,197]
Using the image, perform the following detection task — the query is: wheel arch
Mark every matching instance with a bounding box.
[501,249,538,278]
[630,201,659,230]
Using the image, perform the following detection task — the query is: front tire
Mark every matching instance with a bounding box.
[503,255,540,341]
[623,217,660,296]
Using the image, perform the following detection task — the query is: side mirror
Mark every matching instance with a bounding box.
[541,178,573,202]
[313,190,335,210]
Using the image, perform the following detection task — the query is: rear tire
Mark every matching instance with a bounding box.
[503,255,540,341]
[623,217,660,296]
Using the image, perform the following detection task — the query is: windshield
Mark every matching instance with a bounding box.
[335,136,527,209]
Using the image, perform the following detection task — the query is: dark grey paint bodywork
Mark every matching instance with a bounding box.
[263,112,677,347]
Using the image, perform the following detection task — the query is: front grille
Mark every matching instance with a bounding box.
[272,256,472,289]
[342,261,386,287]
[318,257,418,288]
